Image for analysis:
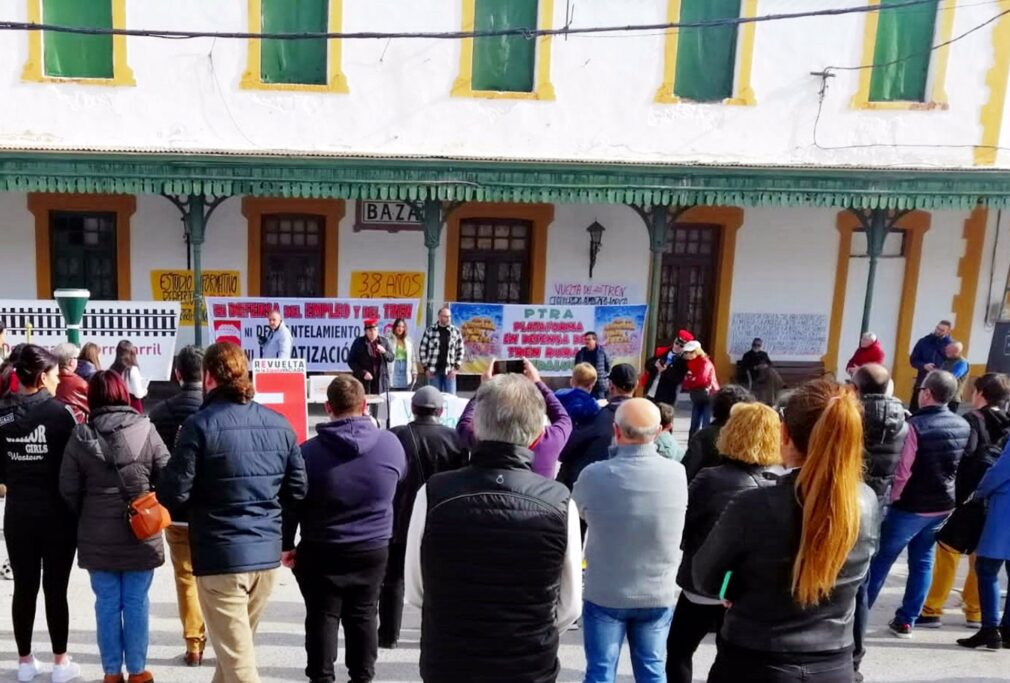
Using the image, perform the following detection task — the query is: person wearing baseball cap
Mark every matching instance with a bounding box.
[379,386,469,649]
[558,363,640,491]
[681,340,720,438]
[348,319,394,395]
[643,331,694,405]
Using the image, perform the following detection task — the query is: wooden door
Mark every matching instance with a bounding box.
[658,224,720,345]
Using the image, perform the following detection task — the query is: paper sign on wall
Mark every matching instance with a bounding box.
[546,280,642,306]
[729,313,829,357]
[349,271,425,299]
[150,270,241,326]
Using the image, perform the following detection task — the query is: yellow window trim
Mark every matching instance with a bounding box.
[850,0,955,111]
[975,1,1010,165]
[240,0,349,94]
[654,0,758,106]
[22,0,134,86]
[451,0,556,101]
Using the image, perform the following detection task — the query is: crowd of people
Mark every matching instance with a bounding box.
[0,313,1008,683]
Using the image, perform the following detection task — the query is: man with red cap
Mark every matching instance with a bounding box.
[643,330,694,405]
[348,319,394,394]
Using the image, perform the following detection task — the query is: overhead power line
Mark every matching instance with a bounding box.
[0,0,945,42]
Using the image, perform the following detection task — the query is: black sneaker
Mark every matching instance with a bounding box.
[916,615,942,629]
[378,639,398,650]
[889,619,913,639]
[956,627,1002,649]
[1000,626,1010,649]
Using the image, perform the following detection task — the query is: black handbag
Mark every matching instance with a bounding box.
[935,494,987,555]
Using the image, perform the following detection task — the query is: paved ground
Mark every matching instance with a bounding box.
[1,407,1008,682]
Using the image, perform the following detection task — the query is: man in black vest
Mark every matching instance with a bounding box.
[405,373,582,683]
[378,386,469,649]
[866,370,969,639]
[850,363,908,678]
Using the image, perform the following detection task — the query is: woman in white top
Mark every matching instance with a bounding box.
[386,318,416,391]
[110,340,147,413]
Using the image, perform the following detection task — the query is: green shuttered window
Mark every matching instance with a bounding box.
[43,0,114,79]
[472,0,538,93]
[869,0,939,102]
[260,0,328,85]
[674,0,741,102]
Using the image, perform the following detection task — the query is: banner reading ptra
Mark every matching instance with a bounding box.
[452,302,648,376]
[0,300,180,380]
[206,297,421,372]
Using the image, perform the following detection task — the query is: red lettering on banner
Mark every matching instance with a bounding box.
[506,346,542,359]
[353,306,361,318]
[503,333,519,345]
[383,303,412,320]
[362,305,380,319]
[213,304,226,316]
[284,305,301,320]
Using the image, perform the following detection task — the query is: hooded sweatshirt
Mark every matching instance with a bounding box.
[285,416,406,551]
[955,405,1010,504]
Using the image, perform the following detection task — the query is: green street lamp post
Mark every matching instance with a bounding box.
[54,288,90,345]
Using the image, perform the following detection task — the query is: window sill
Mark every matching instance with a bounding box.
[239,72,349,94]
[21,62,135,87]
[654,89,756,106]
[451,78,555,101]
[850,98,950,111]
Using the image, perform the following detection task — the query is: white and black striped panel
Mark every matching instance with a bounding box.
[0,305,178,338]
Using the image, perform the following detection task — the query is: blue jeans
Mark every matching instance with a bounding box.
[866,508,946,625]
[89,570,154,675]
[583,600,673,683]
[975,556,1010,628]
[431,371,456,395]
[689,399,711,438]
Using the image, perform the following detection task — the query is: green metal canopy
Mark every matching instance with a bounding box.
[3,150,1010,209]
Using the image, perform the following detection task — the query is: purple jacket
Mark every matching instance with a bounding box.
[456,381,572,478]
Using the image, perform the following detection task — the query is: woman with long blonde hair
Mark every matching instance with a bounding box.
[693,380,877,683]
[667,402,784,683]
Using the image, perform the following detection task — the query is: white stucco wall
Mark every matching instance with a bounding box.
[728,208,839,361]
[837,257,905,375]
[0,192,36,298]
[968,209,1010,365]
[0,0,1005,168]
[908,212,964,362]
[546,204,650,302]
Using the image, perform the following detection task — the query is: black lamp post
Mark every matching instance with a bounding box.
[587,221,606,278]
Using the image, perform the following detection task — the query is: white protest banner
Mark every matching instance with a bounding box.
[378,391,470,429]
[0,300,180,380]
[546,280,642,306]
[206,297,421,372]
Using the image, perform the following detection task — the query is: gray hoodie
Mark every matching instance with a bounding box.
[59,405,170,572]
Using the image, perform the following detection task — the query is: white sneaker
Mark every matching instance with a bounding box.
[50,658,80,683]
[17,657,41,682]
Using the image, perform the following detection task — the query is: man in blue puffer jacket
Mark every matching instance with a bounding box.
[159,342,307,683]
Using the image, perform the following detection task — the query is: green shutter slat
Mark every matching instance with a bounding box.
[673,0,741,102]
[43,0,114,79]
[260,0,328,86]
[869,0,938,102]
[472,0,538,93]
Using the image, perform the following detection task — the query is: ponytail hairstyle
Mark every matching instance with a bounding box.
[204,342,255,403]
[783,380,864,607]
[0,343,27,395]
[14,344,59,390]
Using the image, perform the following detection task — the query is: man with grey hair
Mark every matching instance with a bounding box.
[405,373,582,682]
[573,398,688,680]
[846,331,885,376]
[53,341,89,423]
[867,370,970,638]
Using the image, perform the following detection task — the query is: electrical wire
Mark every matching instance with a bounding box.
[0,0,945,42]
[812,7,1010,153]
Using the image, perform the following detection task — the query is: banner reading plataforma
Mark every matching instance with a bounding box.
[451,303,648,376]
[206,297,421,372]
[0,300,181,380]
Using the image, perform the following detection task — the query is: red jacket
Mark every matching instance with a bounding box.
[846,341,885,373]
[56,369,90,424]
[682,355,720,393]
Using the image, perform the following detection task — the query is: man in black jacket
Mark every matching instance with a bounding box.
[851,363,908,678]
[405,373,582,683]
[159,342,307,683]
[348,319,395,394]
[378,386,468,649]
[866,370,970,638]
[148,344,208,665]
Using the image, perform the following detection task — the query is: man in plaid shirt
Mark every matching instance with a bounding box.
[418,307,465,395]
